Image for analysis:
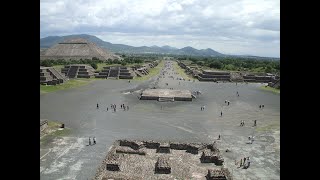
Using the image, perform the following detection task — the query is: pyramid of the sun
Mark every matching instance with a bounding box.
[40,38,120,61]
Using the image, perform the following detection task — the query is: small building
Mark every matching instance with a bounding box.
[243,73,273,83]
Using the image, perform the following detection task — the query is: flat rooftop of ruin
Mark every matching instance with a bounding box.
[94,140,231,180]
[140,89,192,101]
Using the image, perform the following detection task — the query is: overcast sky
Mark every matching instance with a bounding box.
[40,0,280,57]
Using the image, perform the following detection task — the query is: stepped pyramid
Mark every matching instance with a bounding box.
[40,66,68,85]
[95,66,135,79]
[61,64,95,78]
[40,38,120,61]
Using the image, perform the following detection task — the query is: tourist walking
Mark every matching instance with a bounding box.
[93,137,96,145]
[218,134,221,140]
[107,107,108,111]
[254,120,257,126]
[97,103,99,109]
[221,111,223,117]
[240,158,243,167]
[89,137,91,146]
[227,101,230,106]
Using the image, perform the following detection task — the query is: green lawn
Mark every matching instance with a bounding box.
[134,60,164,81]
[260,85,280,94]
[40,78,98,94]
[52,65,65,72]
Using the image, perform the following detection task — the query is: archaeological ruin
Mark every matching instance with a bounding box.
[40,38,120,61]
[198,70,231,82]
[94,140,232,180]
[61,64,96,78]
[40,66,68,85]
[140,89,193,101]
[95,66,135,79]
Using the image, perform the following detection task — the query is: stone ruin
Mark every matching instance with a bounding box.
[242,73,274,83]
[95,66,134,79]
[200,149,224,165]
[155,156,171,174]
[94,140,232,180]
[206,168,233,180]
[61,64,95,78]
[131,61,159,77]
[40,66,68,85]
[198,70,231,82]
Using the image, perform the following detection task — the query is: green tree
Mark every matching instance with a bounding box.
[90,62,98,69]
[121,62,127,66]
[209,61,223,69]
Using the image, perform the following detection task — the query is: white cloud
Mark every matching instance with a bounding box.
[40,0,280,57]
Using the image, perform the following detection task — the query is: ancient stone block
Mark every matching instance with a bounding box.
[115,147,146,155]
[155,156,171,174]
[119,140,144,150]
[157,143,171,153]
[206,168,232,180]
[106,154,121,171]
[200,150,224,165]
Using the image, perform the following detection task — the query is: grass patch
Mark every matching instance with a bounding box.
[173,61,197,81]
[260,85,280,94]
[134,60,164,81]
[40,78,98,94]
[256,123,280,133]
[40,120,71,146]
[52,65,65,72]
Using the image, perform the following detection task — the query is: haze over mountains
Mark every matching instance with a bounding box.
[40,34,279,59]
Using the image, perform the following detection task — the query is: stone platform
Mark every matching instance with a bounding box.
[140,89,192,101]
[94,140,232,180]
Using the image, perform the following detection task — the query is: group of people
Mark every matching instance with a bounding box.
[200,106,206,111]
[88,137,96,146]
[97,103,130,112]
[236,156,251,169]
[225,100,230,106]
[259,104,265,109]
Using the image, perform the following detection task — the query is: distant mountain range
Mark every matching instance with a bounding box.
[40,34,279,59]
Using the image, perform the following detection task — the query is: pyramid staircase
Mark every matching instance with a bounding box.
[40,67,67,85]
[61,64,95,78]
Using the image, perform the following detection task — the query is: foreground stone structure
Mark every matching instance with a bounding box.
[40,66,68,85]
[40,38,120,61]
[40,119,48,132]
[243,74,273,83]
[140,89,193,101]
[94,140,231,180]
[95,66,134,79]
[61,64,95,78]
[198,70,231,82]
[206,168,233,180]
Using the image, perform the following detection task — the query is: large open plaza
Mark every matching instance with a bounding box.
[40,61,279,179]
